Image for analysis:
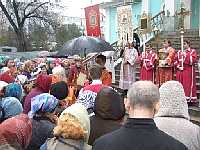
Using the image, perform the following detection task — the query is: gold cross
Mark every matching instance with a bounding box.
[175,7,191,29]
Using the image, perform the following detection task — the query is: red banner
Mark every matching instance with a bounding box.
[84,4,101,37]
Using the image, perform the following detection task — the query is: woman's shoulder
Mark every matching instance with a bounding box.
[45,138,92,150]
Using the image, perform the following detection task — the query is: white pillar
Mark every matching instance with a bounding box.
[164,0,175,16]
[141,0,150,14]
[105,8,110,42]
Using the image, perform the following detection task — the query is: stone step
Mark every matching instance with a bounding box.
[185,107,200,125]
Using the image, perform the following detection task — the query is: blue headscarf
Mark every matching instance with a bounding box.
[28,93,58,118]
[5,83,22,100]
[0,97,23,121]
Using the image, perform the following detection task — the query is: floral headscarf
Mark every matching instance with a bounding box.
[28,93,58,118]
[0,114,32,149]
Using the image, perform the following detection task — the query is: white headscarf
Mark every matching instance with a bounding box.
[156,81,190,120]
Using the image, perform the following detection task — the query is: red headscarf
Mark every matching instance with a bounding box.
[35,74,52,92]
[0,114,32,149]
[0,72,14,83]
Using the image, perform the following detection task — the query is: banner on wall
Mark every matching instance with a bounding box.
[85,4,101,37]
[117,5,133,44]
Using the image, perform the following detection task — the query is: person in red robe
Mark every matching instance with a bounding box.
[156,40,176,86]
[140,44,157,82]
[175,40,197,105]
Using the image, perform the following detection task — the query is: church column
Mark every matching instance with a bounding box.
[164,0,175,16]
[141,0,150,14]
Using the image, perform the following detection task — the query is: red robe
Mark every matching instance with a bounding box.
[175,48,197,102]
[156,47,176,86]
[140,51,157,82]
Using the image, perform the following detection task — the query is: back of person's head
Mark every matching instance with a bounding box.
[0,97,23,122]
[126,81,160,115]
[89,64,102,80]
[57,103,90,142]
[5,83,22,100]
[94,87,125,120]
[50,81,68,100]
[28,93,58,118]
[35,74,52,93]
[156,81,189,119]
[0,114,32,150]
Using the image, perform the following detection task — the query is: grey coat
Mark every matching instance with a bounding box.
[154,81,200,150]
[41,137,91,150]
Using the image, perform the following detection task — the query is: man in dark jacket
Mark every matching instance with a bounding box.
[88,87,125,145]
[93,81,188,150]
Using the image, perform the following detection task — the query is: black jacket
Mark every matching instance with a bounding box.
[88,88,125,145]
[26,117,56,150]
[93,118,188,150]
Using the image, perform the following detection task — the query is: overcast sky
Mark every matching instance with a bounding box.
[63,0,111,17]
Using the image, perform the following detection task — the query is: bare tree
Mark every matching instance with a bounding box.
[0,0,49,51]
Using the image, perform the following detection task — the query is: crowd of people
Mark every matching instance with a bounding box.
[0,41,199,150]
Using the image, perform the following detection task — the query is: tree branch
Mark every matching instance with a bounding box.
[0,0,18,32]
[12,0,21,28]
[23,2,34,17]
[25,2,48,18]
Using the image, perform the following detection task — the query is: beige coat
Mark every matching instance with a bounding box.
[45,138,91,150]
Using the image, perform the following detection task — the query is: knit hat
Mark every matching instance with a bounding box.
[50,81,68,100]
[155,81,190,120]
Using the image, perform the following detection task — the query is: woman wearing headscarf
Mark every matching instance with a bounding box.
[26,93,58,150]
[22,60,34,79]
[0,97,23,123]
[5,83,23,101]
[40,103,91,150]
[47,59,55,75]
[0,114,32,150]
[154,81,200,150]
[88,87,125,145]
[0,71,15,83]
[23,74,52,114]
